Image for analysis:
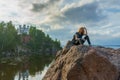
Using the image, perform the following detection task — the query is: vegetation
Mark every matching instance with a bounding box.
[0,21,62,58]
[28,26,61,53]
[0,21,19,52]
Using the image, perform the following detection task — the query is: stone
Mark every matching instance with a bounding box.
[43,42,119,80]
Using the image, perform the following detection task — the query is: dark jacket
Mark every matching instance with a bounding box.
[72,32,84,45]
[72,32,91,45]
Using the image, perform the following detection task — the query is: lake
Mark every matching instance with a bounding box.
[0,54,54,80]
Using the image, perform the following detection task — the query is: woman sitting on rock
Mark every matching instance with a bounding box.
[72,27,91,46]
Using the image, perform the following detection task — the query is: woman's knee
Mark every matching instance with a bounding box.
[84,35,89,39]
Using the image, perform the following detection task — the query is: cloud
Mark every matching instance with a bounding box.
[44,0,106,26]
[31,0,62,12]
[32,3,46,12]
[34,0,106,33]
[62,2,104,24]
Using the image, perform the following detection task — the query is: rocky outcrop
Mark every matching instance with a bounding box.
[43,41,120,80]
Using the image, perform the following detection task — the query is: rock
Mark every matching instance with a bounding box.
[43,42,119,80]
[64,40,74,49]
[94,47,120,71]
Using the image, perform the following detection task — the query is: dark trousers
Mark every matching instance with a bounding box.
[73,35,91,45]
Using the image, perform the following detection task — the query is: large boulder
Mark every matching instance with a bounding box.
[43,42,119,80]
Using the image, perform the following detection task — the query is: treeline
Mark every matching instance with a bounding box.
[27,26,62,53]
[0,21,62,55]
[0,21,19,52]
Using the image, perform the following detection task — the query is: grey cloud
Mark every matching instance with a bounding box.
[61,2,106,24]
[32,0,61,12]
[32,4,46,12]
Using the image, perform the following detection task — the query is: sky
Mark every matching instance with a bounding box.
[0,0,120,46]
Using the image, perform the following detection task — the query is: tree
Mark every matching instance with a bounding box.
[0,21,18,52]
[27,26,62,53]
[0,21,6,52]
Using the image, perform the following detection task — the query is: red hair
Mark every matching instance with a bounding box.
[78,27,85,34]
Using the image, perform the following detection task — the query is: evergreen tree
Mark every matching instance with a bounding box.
[0,21,18,52]
[28,26,62,53]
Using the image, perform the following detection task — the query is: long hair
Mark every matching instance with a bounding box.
[78,27,85,35]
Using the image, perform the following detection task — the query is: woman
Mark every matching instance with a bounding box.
[72,27,91,46]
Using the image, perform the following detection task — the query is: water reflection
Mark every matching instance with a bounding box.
[18,70,29,80]
[0,54,54,80]
[18,62,29,80]
[15,64,51,80]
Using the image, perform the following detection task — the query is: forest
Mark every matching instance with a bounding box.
[0,21,62,58]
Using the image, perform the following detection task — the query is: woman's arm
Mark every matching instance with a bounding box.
[75,34,79,40]
[83,27,87,35]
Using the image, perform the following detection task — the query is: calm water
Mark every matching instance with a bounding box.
[14,64,51,80]
[104,45,120,49]
[0,54,53,80]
